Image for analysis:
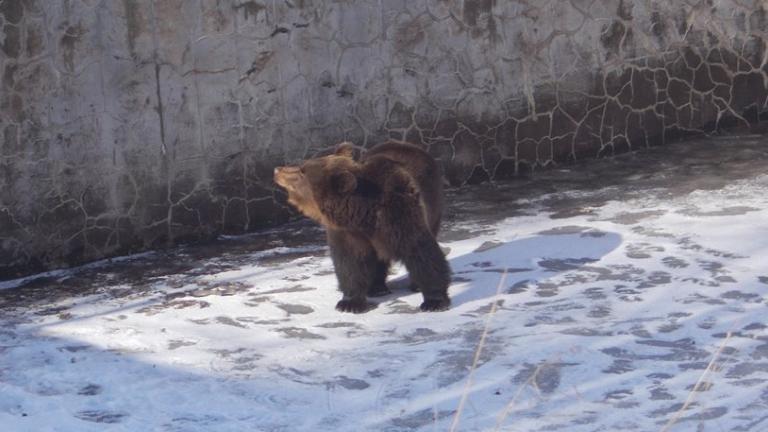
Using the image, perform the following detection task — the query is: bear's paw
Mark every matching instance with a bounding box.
[335,298,373,313]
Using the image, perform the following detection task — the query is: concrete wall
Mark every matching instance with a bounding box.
[1,0,767,279]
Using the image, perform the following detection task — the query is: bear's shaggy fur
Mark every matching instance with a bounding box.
[274,141,451,313]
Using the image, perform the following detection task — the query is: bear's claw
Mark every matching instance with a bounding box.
[420,298,451,312]
[336,299,372,313]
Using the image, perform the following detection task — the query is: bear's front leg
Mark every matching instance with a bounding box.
[401,234,452,312]
[327,229,379,313]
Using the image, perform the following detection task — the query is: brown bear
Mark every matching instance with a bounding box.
[274,141,451,313]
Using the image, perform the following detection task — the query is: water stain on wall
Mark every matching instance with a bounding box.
[122,0,142,57]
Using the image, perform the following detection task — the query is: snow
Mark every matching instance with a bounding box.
[1,171,768,431]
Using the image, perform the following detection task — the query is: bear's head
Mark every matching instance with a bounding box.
[274,143,361,227]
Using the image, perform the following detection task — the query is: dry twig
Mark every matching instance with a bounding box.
[659,331,733,432]
[449,269,509,432]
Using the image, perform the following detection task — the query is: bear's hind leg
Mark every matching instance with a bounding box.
[400,234,451,311]
[367,260,391,297]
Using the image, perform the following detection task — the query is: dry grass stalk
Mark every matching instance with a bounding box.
[659,331,733,432]
[448,268,509,432]
[493,359,550,431]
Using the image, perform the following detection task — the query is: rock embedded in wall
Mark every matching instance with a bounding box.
[0,0,766,279]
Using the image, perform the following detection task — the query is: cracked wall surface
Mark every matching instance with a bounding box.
[1,0,767,279]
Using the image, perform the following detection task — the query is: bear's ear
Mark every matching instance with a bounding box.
[331,170,357,195]
[334,142,356,159]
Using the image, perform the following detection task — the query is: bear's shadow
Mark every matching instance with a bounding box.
[380,231,623,309]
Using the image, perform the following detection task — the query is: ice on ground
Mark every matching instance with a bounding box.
[2,136,768,431]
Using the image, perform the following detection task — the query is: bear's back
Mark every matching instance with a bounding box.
[363,142,444,235]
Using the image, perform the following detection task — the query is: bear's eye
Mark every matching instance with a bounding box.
[299,167,306,174]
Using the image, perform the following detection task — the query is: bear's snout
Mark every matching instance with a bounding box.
[273,166,302,191]
[274,166,300,175]
[274,166,301,189]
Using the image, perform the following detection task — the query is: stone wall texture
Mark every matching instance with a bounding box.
[1,0,767,279]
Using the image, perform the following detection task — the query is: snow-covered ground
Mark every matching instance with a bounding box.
[1,136,768,431]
